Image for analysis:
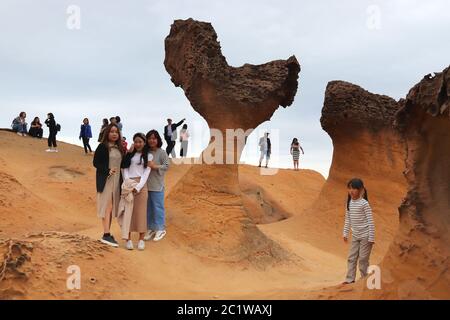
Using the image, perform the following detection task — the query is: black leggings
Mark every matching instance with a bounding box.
[82,137,92,153]
[48,131,57,148]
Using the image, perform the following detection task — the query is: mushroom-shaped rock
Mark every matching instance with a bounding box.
[163,19,301,266]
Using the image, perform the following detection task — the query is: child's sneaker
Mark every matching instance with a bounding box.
[153,230,167,242]
[137,240,145,251]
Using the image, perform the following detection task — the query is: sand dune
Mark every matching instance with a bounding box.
[0,131,351,299]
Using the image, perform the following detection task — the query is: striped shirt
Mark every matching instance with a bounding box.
[343,198,375,242]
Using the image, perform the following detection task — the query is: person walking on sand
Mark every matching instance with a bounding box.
[164,118,185,158]
[98,118,109,142]
[11,112,28,136]
[93,124,124,248]
[179,124,190,157]
[342,178,375,285]
[258,132,271,168]
[79,118,93,155]
[45,113,59,153]
[119,133,153,251]
[290,138,304,171]
[29,117,43,139]
[144,130,169,242]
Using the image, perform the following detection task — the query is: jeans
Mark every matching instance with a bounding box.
[147,189,165,231]
[13,123,27,134]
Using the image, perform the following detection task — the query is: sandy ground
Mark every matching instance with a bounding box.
[0,131,403,299]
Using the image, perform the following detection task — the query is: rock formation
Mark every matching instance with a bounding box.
[163,19,300,265]
[317,67,449,299]
[372,67,450,299]
[296,81,407,258]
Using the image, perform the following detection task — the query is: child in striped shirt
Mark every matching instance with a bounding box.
[342,178,375,284]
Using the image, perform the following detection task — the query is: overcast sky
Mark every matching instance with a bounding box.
[1,0,449,177]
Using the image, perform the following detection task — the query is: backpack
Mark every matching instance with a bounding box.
[56,124,61,132]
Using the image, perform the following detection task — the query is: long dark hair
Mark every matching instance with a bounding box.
[121,133,149,169]
[346,178,369,210]
[32,117,41,126]
[47,113,54,120]
[100,124,124,154]
[146,130,163,149]
[291,138,299,146]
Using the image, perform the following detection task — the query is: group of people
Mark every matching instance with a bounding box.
[10,112,374,285]
[93,123,169,251]
[258,133,305,170]
[11,111,60,152]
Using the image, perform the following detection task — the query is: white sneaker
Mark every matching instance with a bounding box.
[54,149,59,153]
[45,149,53,152]
[126,240,134,250]
[137,240,145,251]
[144,230,156,241]
[153,230,167,242]
[17,132,23,136]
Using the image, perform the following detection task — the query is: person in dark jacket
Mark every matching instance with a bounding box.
[79,118,93,154]
[164,118,185,157]
[45,113,58,153]
[93,123,124,248]
[29,117,43,139]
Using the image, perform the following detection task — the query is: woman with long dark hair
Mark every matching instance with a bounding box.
[29,117,43,139]
[290,138,304,171]
[120,133,153,250]
[45,113,58,152]
[93,124,124,247]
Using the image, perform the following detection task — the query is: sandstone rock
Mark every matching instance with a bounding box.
[164,19,300,266]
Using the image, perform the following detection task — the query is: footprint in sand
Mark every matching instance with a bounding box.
[48,166,84,181]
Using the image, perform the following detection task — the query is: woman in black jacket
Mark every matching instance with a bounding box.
[45,113,58,152]
[93,123,124,247]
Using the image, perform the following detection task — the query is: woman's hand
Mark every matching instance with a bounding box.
[148,161,158,170]
[108,168,117,177]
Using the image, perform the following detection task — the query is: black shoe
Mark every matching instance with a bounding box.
[101,235,119,248]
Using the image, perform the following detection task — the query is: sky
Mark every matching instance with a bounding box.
[0,0,449,177]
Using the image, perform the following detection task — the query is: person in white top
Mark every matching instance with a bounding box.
[179,124,190,157]
[120,133,153,251]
